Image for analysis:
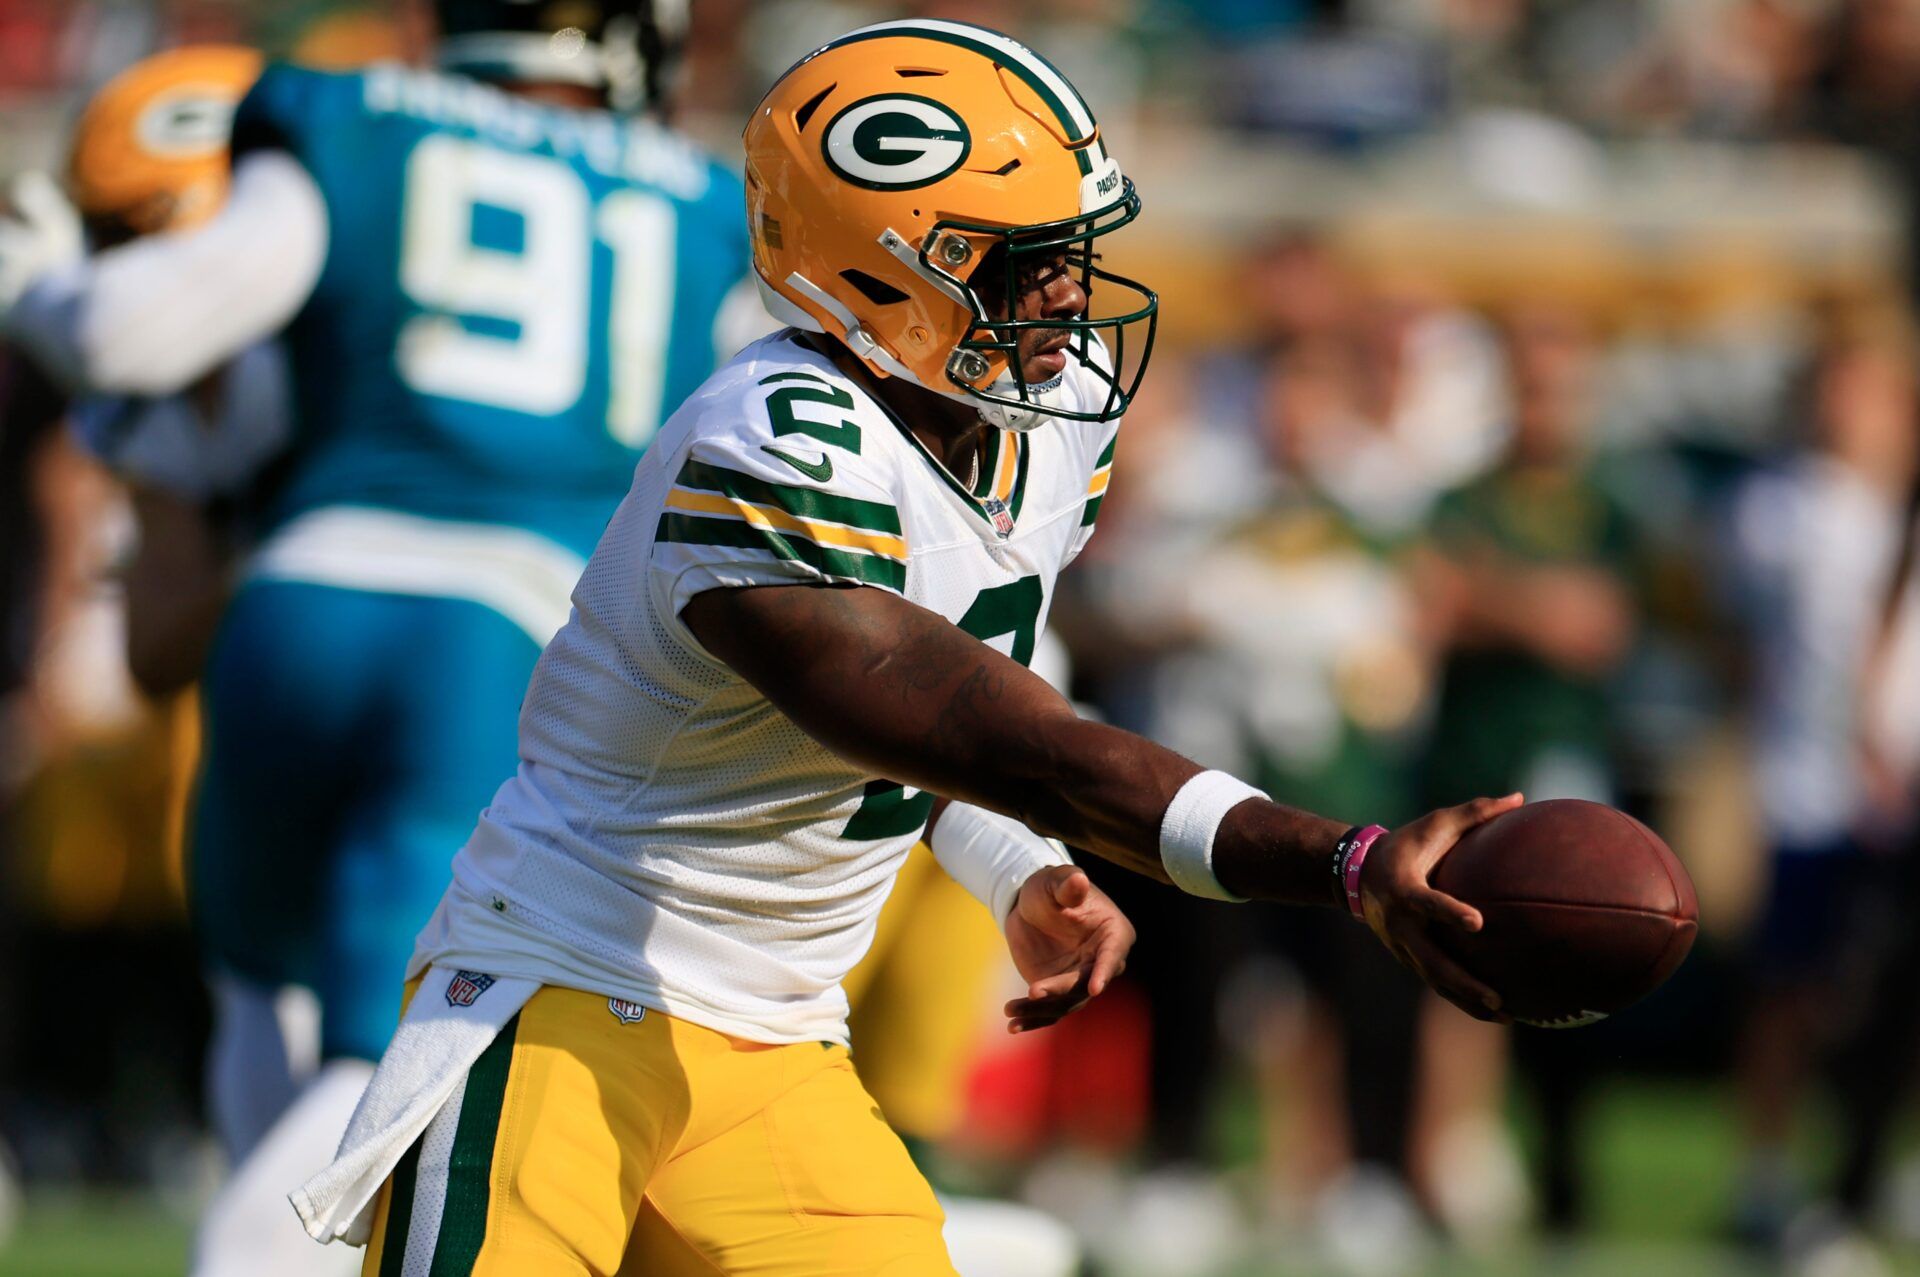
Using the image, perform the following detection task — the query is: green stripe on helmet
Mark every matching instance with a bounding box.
[817,21,1097,176]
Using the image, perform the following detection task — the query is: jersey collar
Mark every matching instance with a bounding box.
[872,392,1031,539]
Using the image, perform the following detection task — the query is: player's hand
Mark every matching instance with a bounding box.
[1002,864,1134,1034]
[0,172,83,314]
[1359,793,1523,1024]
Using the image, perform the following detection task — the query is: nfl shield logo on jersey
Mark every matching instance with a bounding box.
[607,997,648,1024]
[984,497,1015,538]
[446,970,496,1007]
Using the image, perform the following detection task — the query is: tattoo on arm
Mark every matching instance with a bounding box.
[681,582,1347,906]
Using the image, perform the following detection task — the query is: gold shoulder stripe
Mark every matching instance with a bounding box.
[665,488,909,561]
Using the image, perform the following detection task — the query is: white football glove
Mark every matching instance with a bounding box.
[0,171,83,315]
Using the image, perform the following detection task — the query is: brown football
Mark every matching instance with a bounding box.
[1428,799,1697,1028]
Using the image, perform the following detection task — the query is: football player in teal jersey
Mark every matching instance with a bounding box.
[0,4,760,1273]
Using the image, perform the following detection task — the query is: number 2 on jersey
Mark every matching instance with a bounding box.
[840,576,1046,841]
[397,135,675,447]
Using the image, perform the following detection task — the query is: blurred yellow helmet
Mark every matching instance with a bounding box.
[68,45,264,238]
[743,19,1156,429]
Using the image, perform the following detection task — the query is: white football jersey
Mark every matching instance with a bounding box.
[412,331,1120,1045]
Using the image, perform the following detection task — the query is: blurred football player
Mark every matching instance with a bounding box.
[53,48,288,715]
[0,4,755,1274]
[268,20,1521,1275]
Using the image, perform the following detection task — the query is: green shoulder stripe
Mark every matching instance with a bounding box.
[758,371,829,386]
[1095,432,1118,469]
[1080,493,1106,528]
[657,513,907,591]
[676,457,902,535]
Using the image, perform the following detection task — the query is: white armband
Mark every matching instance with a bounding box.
[1159,770,1264,902]
[929,802,1074,923]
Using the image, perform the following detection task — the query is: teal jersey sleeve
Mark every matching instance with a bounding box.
[229,62,756,560]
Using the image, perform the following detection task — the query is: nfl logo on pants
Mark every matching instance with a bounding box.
[446,970,496,1007]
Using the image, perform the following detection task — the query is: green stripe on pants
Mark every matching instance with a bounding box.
[378,1139,423,1277]
[430,1013,520,1277]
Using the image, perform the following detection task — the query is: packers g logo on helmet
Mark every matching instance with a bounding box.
[68,45,263,237]
[133,92,238,158]
[822,95,971,191]
[743,19,1159,431]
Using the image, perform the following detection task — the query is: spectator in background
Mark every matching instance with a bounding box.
[1049,233,1524,1271]
[1241,232,1361,358]
[1418,303,1636,810]
[1724,316,1917,1251]
[1415,302,1639,1229]
[1182,337,1441,1274]
[1214,235,1510,538]
[1611,0,1822,139]
[0,343,207,1194]
[1344,271,1510,522]
[1037,348,1255,1277]
[1810,0,1920,157]
[1808,0,1920,307]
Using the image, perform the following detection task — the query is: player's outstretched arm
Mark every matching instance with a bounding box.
[1,153,325,395]
[683,581,1516,1022]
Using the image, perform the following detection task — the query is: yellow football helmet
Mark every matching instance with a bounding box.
[67,45,264,240]
[743,19,1157,430]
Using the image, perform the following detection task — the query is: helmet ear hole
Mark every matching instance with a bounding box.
[971,243,1010,319]
[839,269,911,305]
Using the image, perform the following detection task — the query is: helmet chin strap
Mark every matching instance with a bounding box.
[757,270,1061,432]
[976,377,1066,433]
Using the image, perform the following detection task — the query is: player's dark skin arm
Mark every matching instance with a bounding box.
[684,582,1518,1022]
[122,485,230,697]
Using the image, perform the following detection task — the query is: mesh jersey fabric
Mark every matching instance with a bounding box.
[414,332,1122,1044]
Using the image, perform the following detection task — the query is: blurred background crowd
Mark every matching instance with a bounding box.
[9,0,1920,1274]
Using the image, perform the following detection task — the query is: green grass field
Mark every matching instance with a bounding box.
[0,1192,189,1277]
[4,1079,1916,1277]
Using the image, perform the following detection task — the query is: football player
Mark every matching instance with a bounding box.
[51,47,288,710]
[287,20,1520,1276]
[0,5,755,1275]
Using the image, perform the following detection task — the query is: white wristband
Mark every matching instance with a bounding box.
[1159,770,1263,902]
[929,802,1075,922]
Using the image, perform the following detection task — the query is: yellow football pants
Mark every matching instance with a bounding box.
[359,984,957,1277]
[845,842,1008,1140]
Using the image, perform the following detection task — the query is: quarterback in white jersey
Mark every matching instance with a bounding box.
[298,21,1521,1277]
[419,327,1121,1046]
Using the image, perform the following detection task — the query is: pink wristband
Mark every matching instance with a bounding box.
[1337,825,1389,918]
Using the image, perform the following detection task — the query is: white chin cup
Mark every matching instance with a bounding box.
[973,372,1069,433]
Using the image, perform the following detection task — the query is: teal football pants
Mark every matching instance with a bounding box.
[191,578,540,1061]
